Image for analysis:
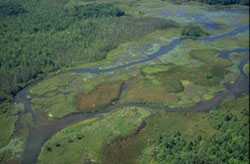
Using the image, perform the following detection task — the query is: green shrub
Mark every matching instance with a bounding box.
[182,23,208,37]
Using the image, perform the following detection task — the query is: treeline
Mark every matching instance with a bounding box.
[189,0,249,5]
[144,100,249,163]
[0,0,178,101]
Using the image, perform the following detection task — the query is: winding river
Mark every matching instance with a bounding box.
[13,8,249,164]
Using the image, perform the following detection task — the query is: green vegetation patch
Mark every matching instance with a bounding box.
[0,102,29,162]
[182,23,209,38]
[0,113,17,148]
[30,73,85,118]
[168,64,229,87]
[32,92,78,119]
[189,49,230,66]
[0,102,18,150]
[244,62,249,76]
[141,64,170,74]
[30,73,76,96]
[0,137,24,162]
[203,87,223,100]
[38,107,151,164]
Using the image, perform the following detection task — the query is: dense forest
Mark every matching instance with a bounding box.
[189,0,249,5]
[143,102,249,164]
[0,0,177,103]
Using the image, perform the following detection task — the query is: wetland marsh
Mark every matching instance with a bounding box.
[0,0,249,163]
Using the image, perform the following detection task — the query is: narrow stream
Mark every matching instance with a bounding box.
[15,15,249,164]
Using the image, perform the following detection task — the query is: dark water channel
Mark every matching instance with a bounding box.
[14,15,249,164]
